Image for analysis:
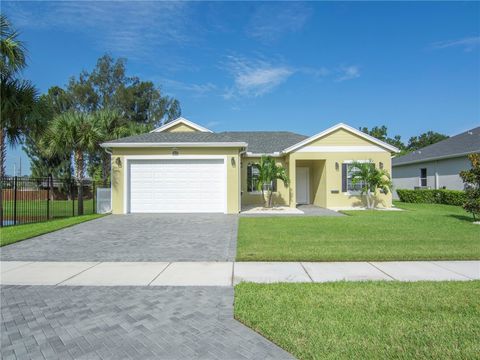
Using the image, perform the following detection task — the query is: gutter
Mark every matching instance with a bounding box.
[100,142,248,148]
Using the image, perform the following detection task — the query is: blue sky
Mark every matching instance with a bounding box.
[4,1,480,175]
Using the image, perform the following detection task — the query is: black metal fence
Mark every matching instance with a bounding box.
[0,176,110,227]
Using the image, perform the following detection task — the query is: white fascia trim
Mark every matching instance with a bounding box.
[392,151,479,167]
[296,145,387,153]
[101,142,247,148]
[244,152,282,157]
[283,123,400,154]
[150,117,213,133]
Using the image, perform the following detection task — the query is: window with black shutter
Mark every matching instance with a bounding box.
[420,168,427,187]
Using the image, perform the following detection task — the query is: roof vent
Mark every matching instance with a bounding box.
[468,131,473,135]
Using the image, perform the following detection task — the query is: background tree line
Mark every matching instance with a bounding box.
[360,125,449,155]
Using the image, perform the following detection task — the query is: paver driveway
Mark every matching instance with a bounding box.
[1,286,292,359]
[0,214,295,359]
[0,214,238,262]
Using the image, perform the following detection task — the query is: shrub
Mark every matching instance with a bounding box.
[397,189,467,206]
[459,153,480,220]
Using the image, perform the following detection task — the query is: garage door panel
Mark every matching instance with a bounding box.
[128,159,225,213]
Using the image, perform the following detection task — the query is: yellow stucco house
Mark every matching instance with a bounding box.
[101,117,399,214]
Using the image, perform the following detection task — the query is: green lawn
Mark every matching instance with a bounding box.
[237,202,480,261]
[0,214,104,246]
[235,281,480,360]
[2,199,95,219]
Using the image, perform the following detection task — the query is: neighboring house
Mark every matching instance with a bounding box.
[392,126,480,195]
[101,117,399,214]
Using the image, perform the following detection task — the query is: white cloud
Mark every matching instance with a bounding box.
[162,79,217,97]
[3,1,193,58]
[336,66,361,82]
[205,120,221,128]
[431,36,480,52]
[224,55,293,98]
[246,3,312,42]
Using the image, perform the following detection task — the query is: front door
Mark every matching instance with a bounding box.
[296,167,309,205]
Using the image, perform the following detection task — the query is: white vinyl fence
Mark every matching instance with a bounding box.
[96,187,112,214]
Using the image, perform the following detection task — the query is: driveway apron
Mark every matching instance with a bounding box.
[0,214,238,262]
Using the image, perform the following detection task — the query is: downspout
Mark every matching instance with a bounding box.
[238,148,247,213]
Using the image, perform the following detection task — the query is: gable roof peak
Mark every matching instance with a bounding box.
[151,117,213,133]
[283,122,400,154]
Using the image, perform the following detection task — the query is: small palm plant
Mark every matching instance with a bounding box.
[254,156,289,208]
[350,161,393,209]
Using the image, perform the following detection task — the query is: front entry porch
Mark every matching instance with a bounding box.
[294,160,327,207]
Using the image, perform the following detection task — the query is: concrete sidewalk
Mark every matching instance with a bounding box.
[1,261,478,286]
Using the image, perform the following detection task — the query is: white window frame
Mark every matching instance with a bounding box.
[420,168,427,187]
[246,163,278,195]
[247,163,261,194]
[343,160,370,195]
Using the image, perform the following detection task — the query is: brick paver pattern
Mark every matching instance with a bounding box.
[0,214,238,262]
[1,285,292,360]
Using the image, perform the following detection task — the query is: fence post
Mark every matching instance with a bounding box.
[47,175,51,220]
[13,176,17,225]
[71,181,74,217]
[0,176,3,228]
[92,182,95,214]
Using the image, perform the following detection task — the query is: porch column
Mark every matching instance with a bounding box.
[289,158,296,207]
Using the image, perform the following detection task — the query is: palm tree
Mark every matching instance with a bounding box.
[92,108,149,185]
[254,156,289,208]
[0,14,37,176]
[0,14,26,77]
[42,111,101,215]
[350,161,393,209]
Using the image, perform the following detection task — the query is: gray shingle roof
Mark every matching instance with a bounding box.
[393,126,480,166]
[105,131,308,154]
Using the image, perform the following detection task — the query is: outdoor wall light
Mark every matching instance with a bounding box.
[231,157,236,167]
[115,157,122,168]
[379,162,384,169]
[172,148,179,156]
[335,162,339,171]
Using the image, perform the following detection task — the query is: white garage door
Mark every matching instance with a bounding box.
[128,159,226,213]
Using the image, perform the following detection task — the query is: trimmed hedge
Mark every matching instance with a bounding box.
[396,189,467,206]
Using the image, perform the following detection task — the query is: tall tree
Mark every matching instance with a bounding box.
[360,126,405,151]
[67,54,181,126]
[89,108,148,185]
[0,14,38,176]
[42,111,101,215]
[23,88,74,180]
[406,131,449,151]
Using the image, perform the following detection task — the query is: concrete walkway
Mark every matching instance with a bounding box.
[1,261,478,286]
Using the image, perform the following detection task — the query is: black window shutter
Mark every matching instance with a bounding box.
[247,165,252,192]
[341,163,348,192]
